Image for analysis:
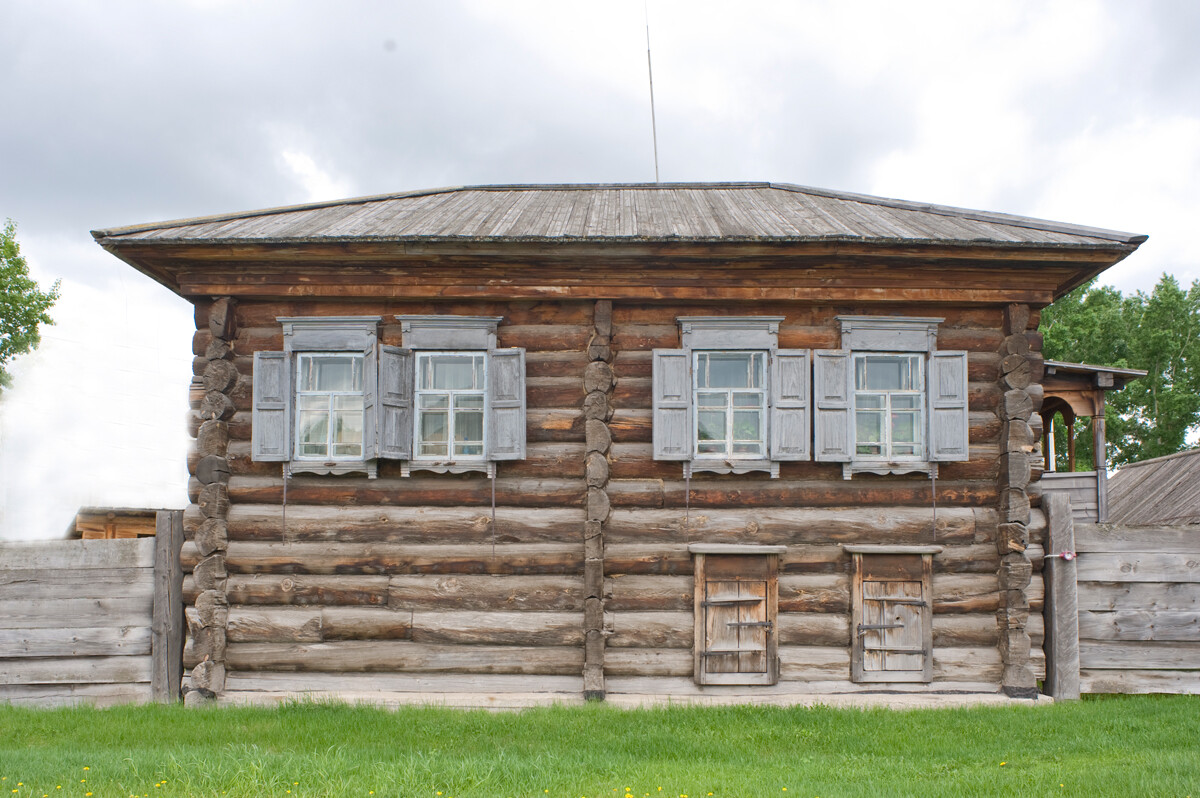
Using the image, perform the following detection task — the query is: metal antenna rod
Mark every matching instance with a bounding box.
[644,0,660,183]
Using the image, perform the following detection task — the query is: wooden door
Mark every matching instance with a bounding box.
[694,553,779,685]
[852,553,933,682]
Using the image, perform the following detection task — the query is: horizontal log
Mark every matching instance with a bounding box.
[185,541,584,576]
[0,597,152,629]
[1077,581,1200,612]
[390,575,584,611]
[225,641,584,674]
[410,611,584,646]
[779,645,853,679]
[226,607,412,643]
[1076,553,1200,583]
[0,682,151,707]
[1080,669,1200,695]
[608,611,691,648]
[780,574,850,612]
[225,476,586,508]
[606,575,694,611]
[219,504,585,544]
[0,539,155,570]
[1080,640,1200,670]
[0,626,152,658]
[526,409,584,442]
[222,575,390,606]
[1075,524,1200,553]
[0,655,152,686]
[605,506,981,546]
[0,568,155,600]
[778,613,850,646]
[932,573,999,614]
[223,670,583,695]
[230,300,595,329]
[1078,610,1200,642]
[604,647,693,677]
[607,478,996,509]
[932,614,999,647]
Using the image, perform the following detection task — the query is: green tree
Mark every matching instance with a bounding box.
[1040,274,1200,468]
[0,219,59,388]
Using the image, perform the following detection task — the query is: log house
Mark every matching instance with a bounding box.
[93,183,1145,705]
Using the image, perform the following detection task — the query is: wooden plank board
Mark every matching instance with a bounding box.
[1081,669,1200,695]
[223,671,583,693]
[225,642,583,674]
[0,569,154,599]
[410,611,584,646]
[1075,524,1200,553]
[0,682,151,706]
[1080,640,1200,670]
[0,597,153,629]
[1076,553,1200,583]
[0,626,152,657]
[0,539,155,570]
[0,655,153,685]
[1079,611,1200,642]
[1078,581,1200,612]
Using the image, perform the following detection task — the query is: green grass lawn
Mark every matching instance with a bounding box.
[1,696,1198,798]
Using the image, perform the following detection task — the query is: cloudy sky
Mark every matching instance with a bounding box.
[1,0,1196,538]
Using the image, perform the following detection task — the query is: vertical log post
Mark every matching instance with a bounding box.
[186,297,237,705]
[151,509,184,702]
[1043,492,1081,699]
[582,299,614,700]
[1092,393,1108,523]
[997,304,1039,698]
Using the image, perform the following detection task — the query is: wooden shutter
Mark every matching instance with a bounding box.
[851,553,933,683]
[361,341,379,459]
[694,554,779,685]
[377,346,412,460]
[652,349,691,460]
[928,350,969,462]
[813,349,852,462]
[487,348,526,461]
[251,351,290,462]
[770,349,811,461]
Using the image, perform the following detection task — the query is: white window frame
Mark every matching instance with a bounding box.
[852,352,926,463]
[692,349,768,461]
[293,352,367,462]
[412,350,488,464]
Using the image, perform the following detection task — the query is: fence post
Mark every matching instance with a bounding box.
[1043,493,1080,699]
[151,510,185,702]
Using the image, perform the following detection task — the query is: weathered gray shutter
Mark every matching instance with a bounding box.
[813,350,852,462]
[361,341,379,459]
[770,349,811,460]
[251,351,290,462]
[652,349,691,460]
[377,346,413,460]
[487,348,526,461]
[928,350,969,462]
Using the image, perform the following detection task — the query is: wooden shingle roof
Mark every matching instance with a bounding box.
[1108,449,1200,526]
[93,182,1146,247]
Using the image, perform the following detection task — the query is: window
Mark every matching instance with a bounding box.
[845,545,941,683]
[653,317,809,477]
[690,544,784,685]
[251,315,526,477]
[815,316,968,479]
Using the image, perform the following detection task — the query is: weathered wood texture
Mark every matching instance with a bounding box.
[0,538,167,705]
[1066,522,1200,695]
[1042,493,1080,699]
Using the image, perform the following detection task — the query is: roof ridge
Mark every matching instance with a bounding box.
[1113,448,1200,471]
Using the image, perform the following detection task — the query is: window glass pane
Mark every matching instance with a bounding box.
[333,408,363,444]
[695,354,708,388]
[419,394,449,409]
[893,444,919,456]
[697,411,726,443]
[733,442,763,455]
[697,392,726,408]
[455,410,484,444]
[419,411,447,444]
[856,393,884,409]
[856,410,883,443]
[892,412,918,443]
[297,411,329,456]
[427,355,478,390]
[893,394,920,409]
[705,353,752,388]
[750,353,764,388]
[306,356,362,391]
[733,410,761,442]
[856,442,883,455]
[732,392,762,408]
[455,394,484,409]
[697,441,724,454]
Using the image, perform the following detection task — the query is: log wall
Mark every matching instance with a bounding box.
[0,522,183,706]
[183,298,1034,705]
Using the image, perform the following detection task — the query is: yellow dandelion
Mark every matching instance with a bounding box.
[1000,762,1006,767]
[294,783,299,786]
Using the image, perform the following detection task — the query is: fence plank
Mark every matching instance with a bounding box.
[0,539,155,569]
[1080,640,1200,670]
[1078,582,1200,612]
[1079,610,1200,642]
[0,627,152,657]
[0,569,155,600]
[0,683,151,706]
[1076,553,1200,583]
[1075,525,1200,553]
[0,597,153,629]
[0,655,153,685]
[1043,492,1080,700]
[1081,669,1200,695]
[152,510,185,703]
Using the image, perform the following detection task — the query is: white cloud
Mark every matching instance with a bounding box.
[280,148,356,204]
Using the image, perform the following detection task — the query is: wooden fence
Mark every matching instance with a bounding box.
[0,511,183,706]
[1043,493,1200,697]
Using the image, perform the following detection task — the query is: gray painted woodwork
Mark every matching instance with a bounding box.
[378,346,414,460]
[396,315,501,351]
[770,349,811,461]
[152,510,184,703]
[813,350,852,462]
[677,316,782,350]
[928,351,970,462]
[1043,493,1081,700]
[251,351,290,462]
[488,348,527,461]
[362,342,379,460]
[278,316,380,352]
[652,349,690,460]
[837,316,942,352]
